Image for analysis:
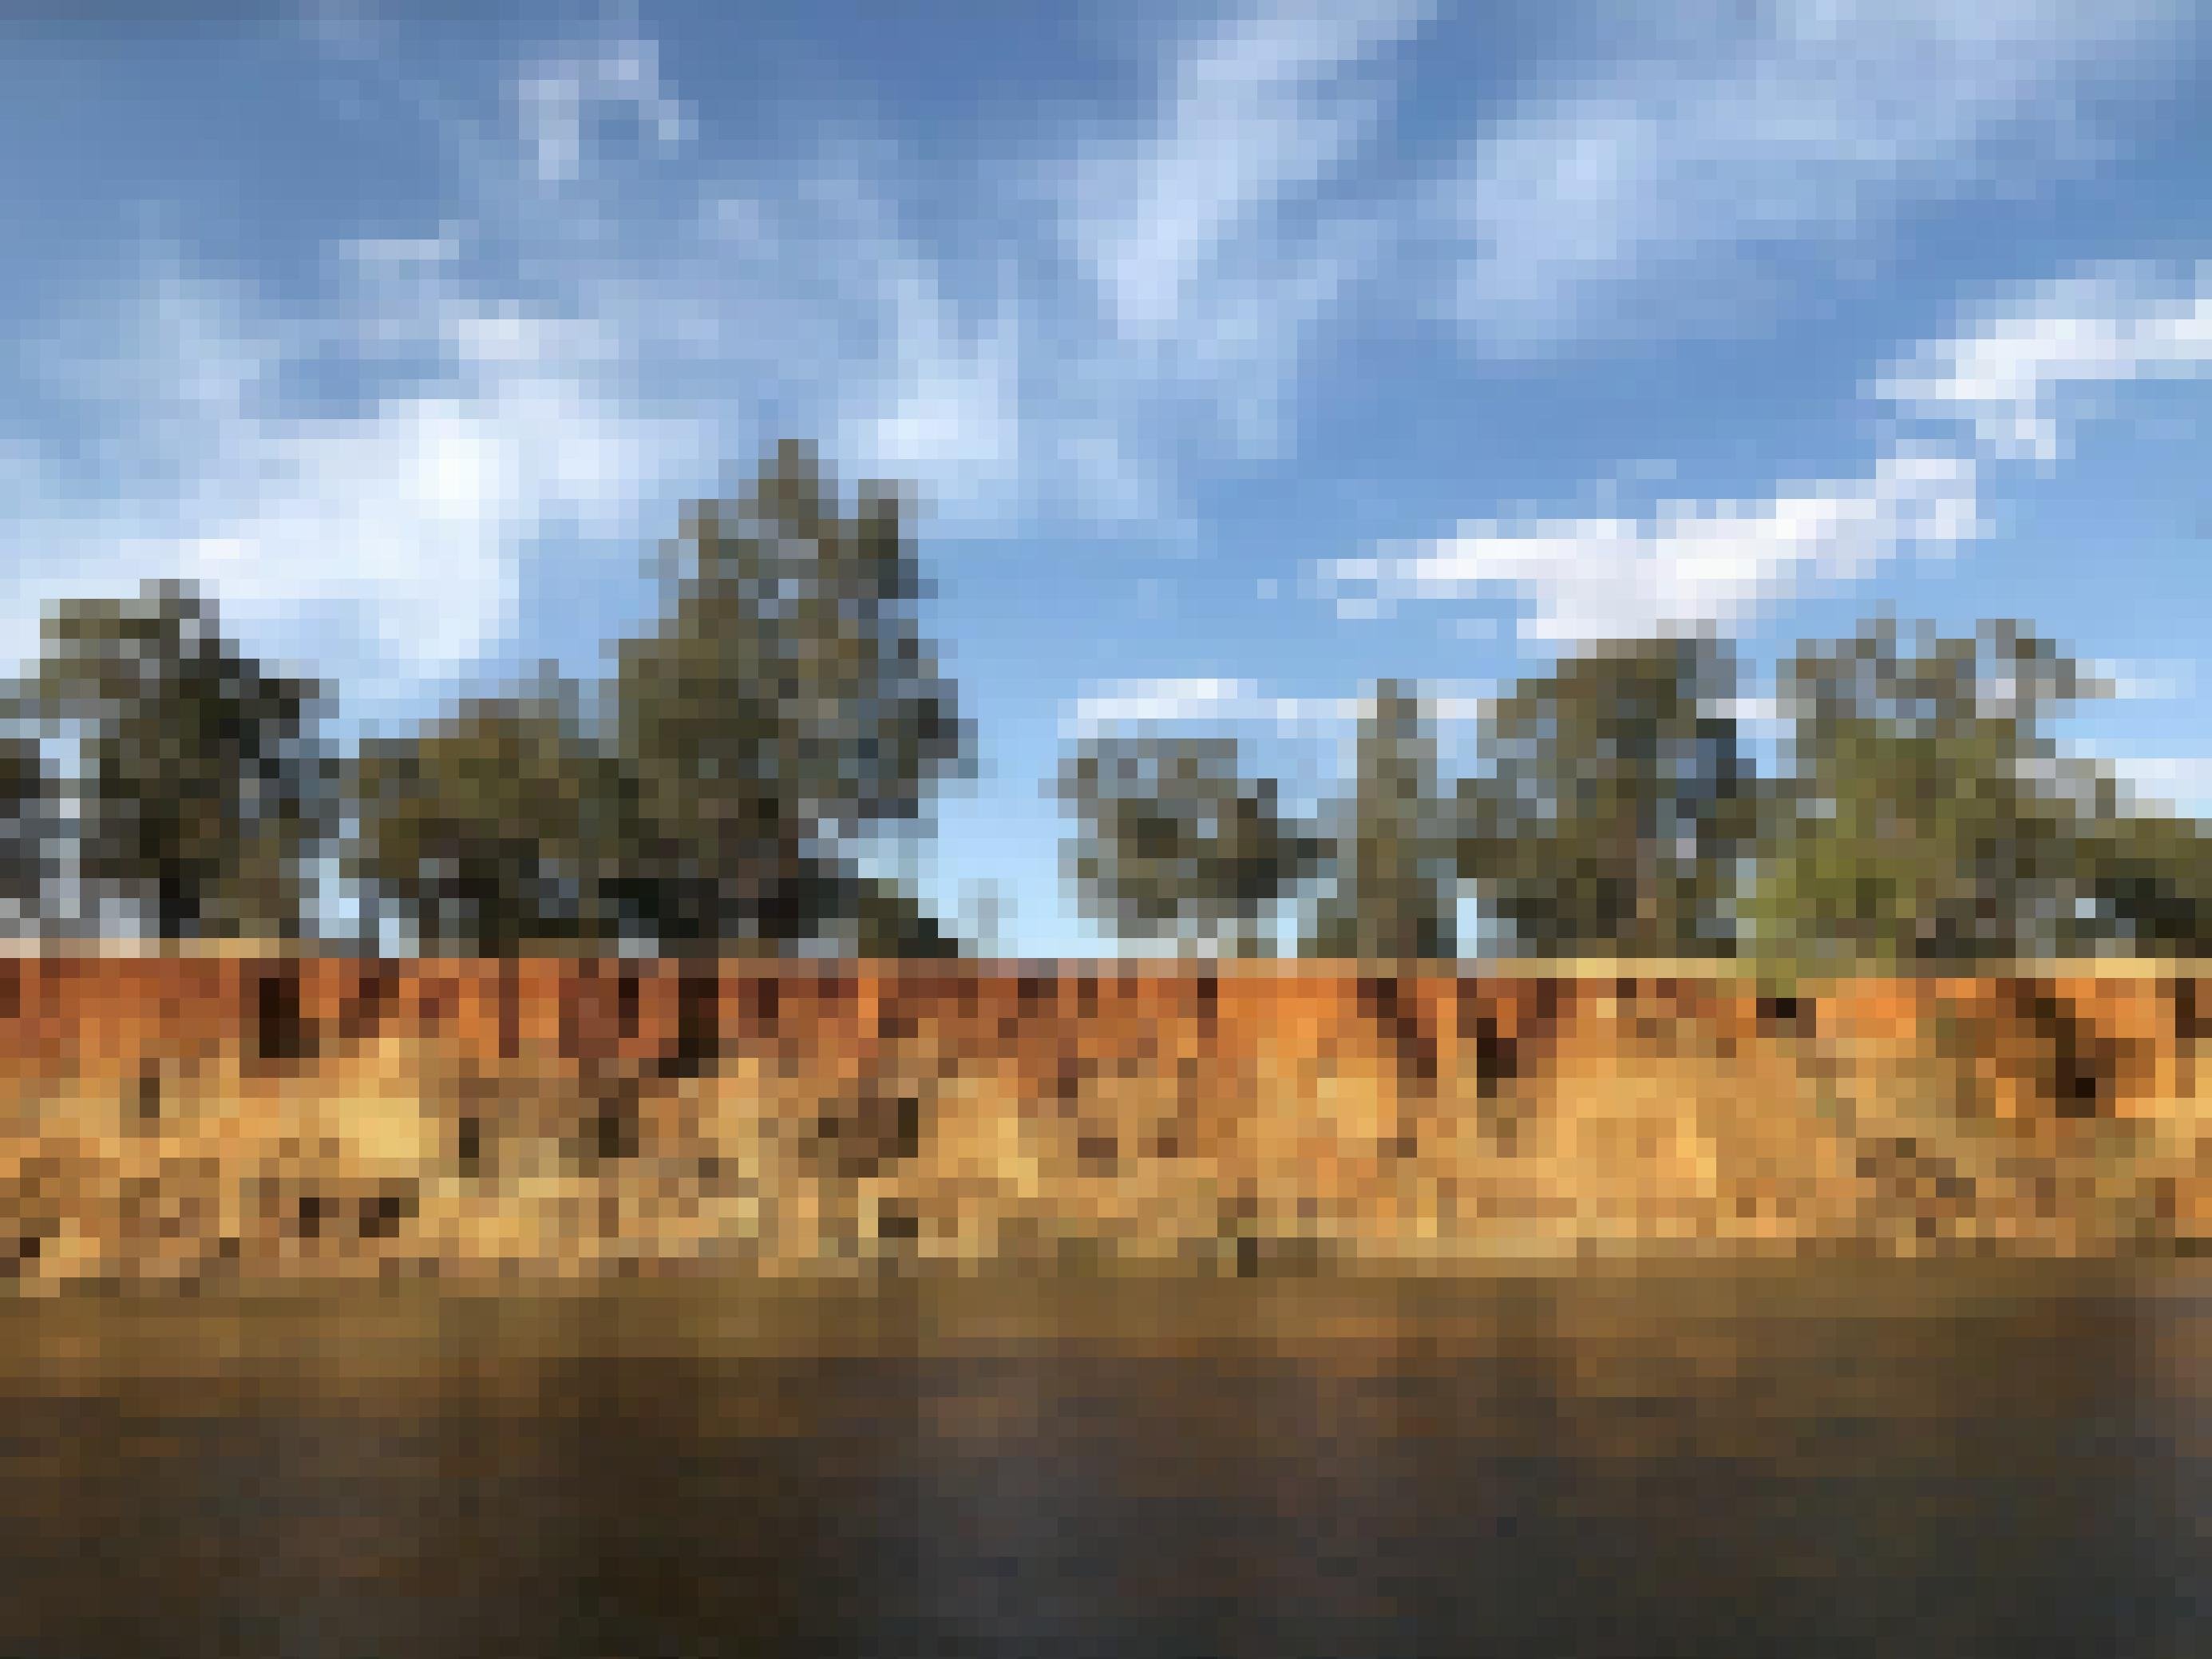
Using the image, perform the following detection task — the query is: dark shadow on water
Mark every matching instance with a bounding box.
[0,1266,2203,1658]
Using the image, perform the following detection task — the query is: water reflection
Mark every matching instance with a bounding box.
[0,1269,2200,1658]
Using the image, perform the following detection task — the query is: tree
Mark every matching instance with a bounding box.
[1054,732,1327,957]
[1459,636,1756,959]
[1741,617,2114,968]
[345,675,647,956]
[0,732,54,936]
[22,580,334,943]
[2075,804,2212,957]
[603,441,969,954]
[1304,679,1457,960]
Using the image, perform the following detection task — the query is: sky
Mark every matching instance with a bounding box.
[2,0,2209,955]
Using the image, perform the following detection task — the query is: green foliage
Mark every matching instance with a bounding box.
[1055,732,1327,957]
[1459,635,1757,959]
[1741,618,2113,968]
[19,581,333,942]
[1304,679,1457,960]
[2059,786,2212,957]
[0,732,53,934]
[14,508,2208,969]
[603,440,970,953]
[344,677,650,956]
[350,441,972,959]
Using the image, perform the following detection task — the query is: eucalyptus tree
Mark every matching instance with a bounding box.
[1458,635,1758,959]
[1055,731,1328,958]
[603,440,969,954]
[19,580,334,943]
[1743,618,2115,968]
[1304,679,1458,960]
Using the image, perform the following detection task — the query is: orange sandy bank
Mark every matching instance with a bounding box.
[2,954,2208,1287]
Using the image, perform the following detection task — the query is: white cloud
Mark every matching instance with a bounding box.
[1062,675,1490,739]
[0,2,1471,713]
[1065,0,1430,343]
[1328,256,2212,647]
[0,26,1054,704]
[1873,260,2212,463]
[1432,0,2195,354]
[1321,445,1984,645]
[1050,0,1430,469]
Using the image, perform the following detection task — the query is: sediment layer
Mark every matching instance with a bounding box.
[3,954,2208,1287]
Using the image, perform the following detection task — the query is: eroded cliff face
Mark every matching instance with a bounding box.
[1,954,2208,1287]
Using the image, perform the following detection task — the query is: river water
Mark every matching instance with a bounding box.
[0,1265,2202,1657]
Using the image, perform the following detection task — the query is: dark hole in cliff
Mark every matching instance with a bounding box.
[2174,977,2210,1043]
[0,960,18,1023]
[1077,1132,1118,1167]
[615,969,640,1039]
[665,967,722,1076]
[1472,1017,1520,1099]
[592,1102,639,1162]
[360,1190,412,1239]
[134,1064,162,1125]
[1359,975,1403,1026]
[296,1194,330,1237]
[896,1095,921,1158]
[457,1116,482,1172]
[17,1233,39,1262]
[2008,984,2111,1119]
[1017,972,1050,1016]
[1360,973,1438,1088]
[1757,993,1815,1035]
[880,1010,917,1041]
[2058,1059,2105,1117]
[1196,971,1218,1031]
[254,966,307,1064]
[343,961,400,1042]
[1235,1235,1260,1278]
[876,1203,919,1241]
[1533,979,1562,1027]
[748,975,781,1030]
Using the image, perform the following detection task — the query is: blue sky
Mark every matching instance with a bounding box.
[2,0,2209,954]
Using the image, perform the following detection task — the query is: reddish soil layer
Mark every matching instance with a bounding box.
[2,955,2206,1286]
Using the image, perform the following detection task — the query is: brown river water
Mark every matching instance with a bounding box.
[0,1265,2203,1657]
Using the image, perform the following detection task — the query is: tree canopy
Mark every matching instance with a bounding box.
[1741,618,2119,968]
[14,581,333,942]
[1055,731,1327,957]
[1458,635,1758,959]
[1304,680,1457,960]
[603,439,970,953]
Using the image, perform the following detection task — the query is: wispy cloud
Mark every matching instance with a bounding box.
[0,22,1110,704]
[1063,0,1430,344]
[1873,260,2212,464]
[1427,0,2196,355]
[1051,0,1431,465]
[1320,445,1984,645]
[1323,258,2212,646]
